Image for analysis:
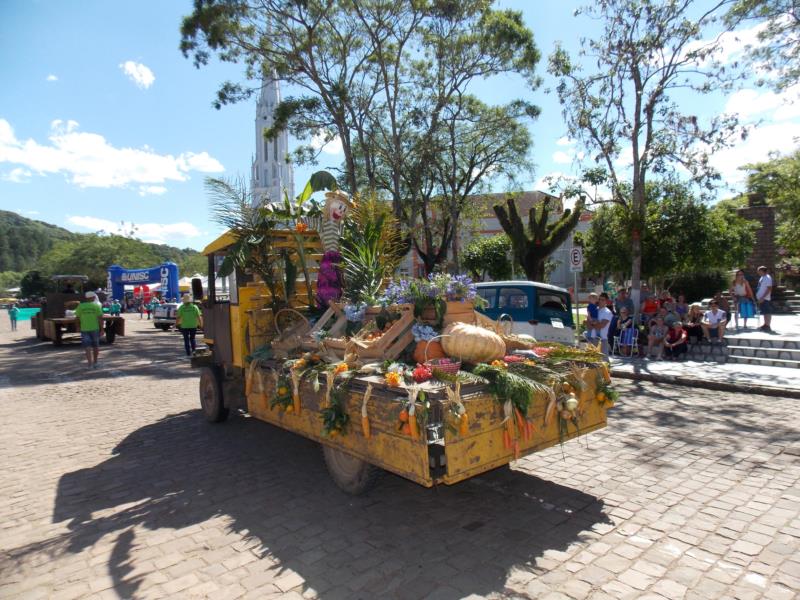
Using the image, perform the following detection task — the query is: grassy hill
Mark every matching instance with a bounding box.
[0,211,207,291]
[0,210,76,272]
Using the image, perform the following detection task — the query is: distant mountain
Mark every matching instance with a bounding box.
[0,210,76,272]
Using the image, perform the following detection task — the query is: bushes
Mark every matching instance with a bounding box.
[667,271,728,303]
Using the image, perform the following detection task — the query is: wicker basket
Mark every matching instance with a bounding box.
[423,335,461,374]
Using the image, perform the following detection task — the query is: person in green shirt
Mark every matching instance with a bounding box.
[110,299,121,316]
[8,303,20,332]
[75,291,104,369]
[176,294,203,356]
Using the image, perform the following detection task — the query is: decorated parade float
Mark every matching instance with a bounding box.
[192,174,617,494]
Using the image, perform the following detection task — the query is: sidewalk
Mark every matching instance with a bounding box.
[610,314,800,398]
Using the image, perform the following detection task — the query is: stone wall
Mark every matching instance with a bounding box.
[737,194,775,273]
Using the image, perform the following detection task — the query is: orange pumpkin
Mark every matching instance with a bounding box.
[413,339,446,364]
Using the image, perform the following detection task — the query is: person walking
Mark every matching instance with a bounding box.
[756,266,774,332]
[8,303,20,331]
[176,295,203,357]
[75,291,103,369]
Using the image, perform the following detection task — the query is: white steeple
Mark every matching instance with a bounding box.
[251,76,294,206]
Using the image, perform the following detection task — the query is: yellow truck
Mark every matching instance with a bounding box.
[191,231,613,494]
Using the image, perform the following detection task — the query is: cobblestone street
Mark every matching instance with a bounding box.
[0,316,798,599]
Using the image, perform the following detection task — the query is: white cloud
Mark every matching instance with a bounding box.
[310,131,344,155]
[138,185,168,196]
[119,60,155,89]
[2,167,32,182]
[725,85,800,120]
[67,216,200,244]
[552,150,572,164]
[0,118,224,190]
[556,136,574,146]
[46,74,58,82]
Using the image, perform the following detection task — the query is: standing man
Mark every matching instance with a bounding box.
[75,291,103,369]
[8,303,20,332]
[595,295,613,355]
[756,265,774,332]
[176,295,203,357]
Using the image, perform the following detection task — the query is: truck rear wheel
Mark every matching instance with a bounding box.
[322,445,381,495]
[199,367,228,423]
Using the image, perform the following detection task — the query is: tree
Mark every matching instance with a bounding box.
[739,149,800,254]
[493,196,584,281]
[0,271,24,293]
[463,234,513,281]
[582,180,757,282]
[548,0,740,315]
[180,1,540,268]
[725,0,800,91]
[20,271,49,298]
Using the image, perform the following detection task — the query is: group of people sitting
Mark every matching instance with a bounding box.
[583,266,775,361]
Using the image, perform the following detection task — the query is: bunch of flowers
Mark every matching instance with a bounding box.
[411,322,438,342]
[343,302,367,322]
[381,273,479,306]
[381,279,414,305]
[429,273,478,302]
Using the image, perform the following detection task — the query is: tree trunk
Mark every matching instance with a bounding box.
[629,183,646,322]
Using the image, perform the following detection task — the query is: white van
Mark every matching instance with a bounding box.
[475,281,576,344]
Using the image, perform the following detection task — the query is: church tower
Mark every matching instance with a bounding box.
[251,77,294,206]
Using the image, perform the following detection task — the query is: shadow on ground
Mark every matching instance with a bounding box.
[3,410,609,599]
[0,317,196,388]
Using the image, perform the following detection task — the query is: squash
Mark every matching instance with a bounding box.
[413,339,446,364]
[441,322,505,363]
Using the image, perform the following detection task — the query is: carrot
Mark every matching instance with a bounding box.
[515,407,526,441]
[459,413,469,437]
[513,439,520,460]
[503,428,511,450]
[526,420,534,439]
[361,415,371,439]
[409,413,419,440]
[545,396,557,426]
[292,392,301,415]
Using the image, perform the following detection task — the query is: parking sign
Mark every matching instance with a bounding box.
[569,247,583,272]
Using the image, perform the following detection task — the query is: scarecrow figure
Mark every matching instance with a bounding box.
[317,190,351,309]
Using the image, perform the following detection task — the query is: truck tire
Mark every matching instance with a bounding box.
[199,367,228,423]
[322,445,381,495]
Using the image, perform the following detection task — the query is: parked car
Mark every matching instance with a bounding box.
[476,280,575,344]
[153,302,179,331]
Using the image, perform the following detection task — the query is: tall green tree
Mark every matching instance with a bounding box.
[493,196,585,281]
[582,180,757,281]
[739,148,800,253]
[548,0,740,315]
[725,0,800,91]
[180,0,540,270]
[463,234,513,281]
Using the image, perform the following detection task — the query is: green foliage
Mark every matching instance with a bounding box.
[582,181,757,279]
[739,149,800,254]
[0,210,75,272]
[725,0,800,91]
[668,271,729,304]
[339,192,405,305]
[20,271,49,298]
[493,195,584,281]
[463,234,513,281]
[0,271,23,293]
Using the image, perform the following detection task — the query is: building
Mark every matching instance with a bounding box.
[251,77,294,206]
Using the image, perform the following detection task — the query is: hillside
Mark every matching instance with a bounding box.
[0,210,76,272]
[0,211,207,290]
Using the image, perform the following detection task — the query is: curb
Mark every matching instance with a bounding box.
[610,369,800,399]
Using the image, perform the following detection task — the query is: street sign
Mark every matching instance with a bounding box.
[569,247,583,272]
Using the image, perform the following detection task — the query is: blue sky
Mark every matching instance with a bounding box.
[1,1,798,254]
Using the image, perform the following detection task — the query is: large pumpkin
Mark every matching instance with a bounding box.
[441,322,505,363]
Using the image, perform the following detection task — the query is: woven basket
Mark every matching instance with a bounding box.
[423,335,461,374]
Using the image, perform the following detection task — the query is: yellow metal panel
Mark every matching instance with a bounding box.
[202,231,238,255]
[246,378,432,486]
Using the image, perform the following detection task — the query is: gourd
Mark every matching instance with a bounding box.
[441,322,505,363]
